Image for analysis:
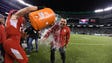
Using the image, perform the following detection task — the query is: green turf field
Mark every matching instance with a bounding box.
[28,34,112,63]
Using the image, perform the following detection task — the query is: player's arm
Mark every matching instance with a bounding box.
[65,27,70,47]
[9,6,38,28]
[43,29,52,39]
[43,23,58,38]
[15,6,38,18]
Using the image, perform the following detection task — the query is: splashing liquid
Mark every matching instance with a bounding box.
[39,14,62,50]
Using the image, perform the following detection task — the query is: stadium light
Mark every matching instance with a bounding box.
[104,7,112,11]
[17,0,32,6]
[94,9,104,13]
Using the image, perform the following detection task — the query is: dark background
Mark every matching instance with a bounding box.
[0,0,112,12]
[0,0,112,25]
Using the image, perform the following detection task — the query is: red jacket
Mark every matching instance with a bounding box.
[5,11,24,42]
[0,24,6,44]
[44,24,70,48]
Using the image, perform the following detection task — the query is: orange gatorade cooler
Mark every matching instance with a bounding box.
[29,8,56,30]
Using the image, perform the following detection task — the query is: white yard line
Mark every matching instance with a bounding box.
[80,37,92,40]
[70,43,108,46]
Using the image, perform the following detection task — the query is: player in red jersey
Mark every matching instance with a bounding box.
[3,6,37,63]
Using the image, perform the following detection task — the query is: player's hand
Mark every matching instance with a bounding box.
[40,37,47,42]
[28,6,38,11]
[42,38,46,41]
[39,37,47,45]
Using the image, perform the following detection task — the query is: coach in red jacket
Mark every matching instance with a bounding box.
[43,18,70,63]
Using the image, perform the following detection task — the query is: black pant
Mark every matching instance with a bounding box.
[50,47,66,63]
[0,44,4,56]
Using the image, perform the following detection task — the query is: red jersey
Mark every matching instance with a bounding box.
[3,10,28,63]
[0,24,6,44]
[5,14,24,42]
[44,24,70,48]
